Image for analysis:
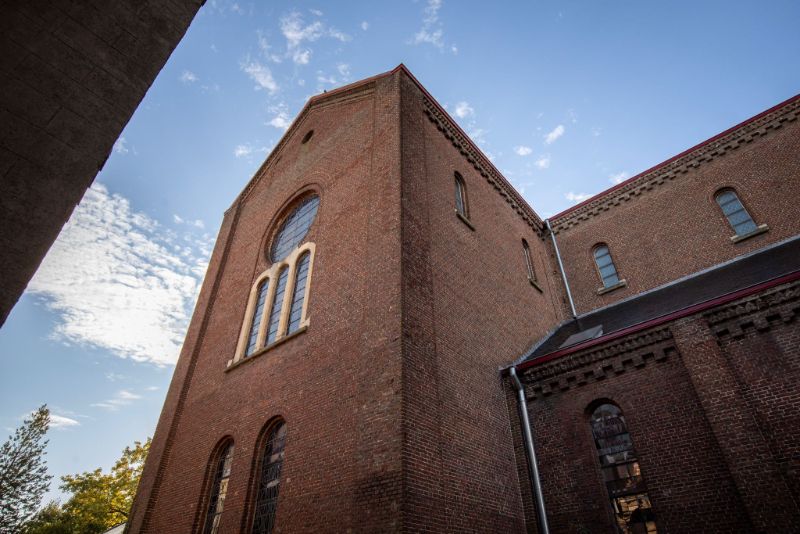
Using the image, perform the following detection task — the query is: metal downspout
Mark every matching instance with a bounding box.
[546,219,576,318]
[510,367,550,534]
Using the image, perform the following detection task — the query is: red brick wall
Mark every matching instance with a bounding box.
[398,73,569,532]
[130,73,405,533]
[552,109,800,315]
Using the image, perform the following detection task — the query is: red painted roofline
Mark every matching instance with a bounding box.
[552,92,800,220]
[513,269,800,373]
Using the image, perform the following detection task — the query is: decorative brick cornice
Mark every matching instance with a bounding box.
[551,95,800,233]
[422,98,546,237]
[705,279,800,339]
[520,327,674,400]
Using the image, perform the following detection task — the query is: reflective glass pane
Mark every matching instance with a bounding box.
[287,253,310,334]
[204,444,234,534]
[246,280,270,355]
[252,423,287,534]
[265,268,289,345]
[270,196,320,262]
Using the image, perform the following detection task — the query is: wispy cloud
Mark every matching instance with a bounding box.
[361,21,369,31]
[565,191,593,203]
[50,414,81,429]
[113,137,129,155]
[241,58,279,93]
[609,171,630,184]
[544,124,565,144]
[28,183,213,366]
[180,70,198,83]
[91,389,143,411]
[410,0,455,53]
[535,155,551,169]
[280,11,350,65]
[234,144,253,157]
[514,145,533,156]
[454,101,474,119]
[267,102,291,130]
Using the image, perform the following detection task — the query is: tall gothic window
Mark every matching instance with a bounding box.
[454,172,469,219]
[593,244,620,288]
[589,403,657,534]
[715,189,757,237]
[251,421,287,534]
[232,194,319,366]
[522,239,537,282]
[203,442,234,534]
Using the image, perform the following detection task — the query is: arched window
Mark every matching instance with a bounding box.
[593,244,620,288]
[202,441,234,534]
[589,403,657,533]
[715,189,757,237]
[251,421,287,534]
[454,172,469,219]
[246,279,270,356]
[231,195,319,366]
[287,252,310,334]
[522,239,537,282]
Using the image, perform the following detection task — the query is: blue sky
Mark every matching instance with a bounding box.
[1,0,799,503]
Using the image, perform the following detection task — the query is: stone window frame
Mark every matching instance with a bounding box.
[713,187,768,243]
[592,243,627,295]
[229,242,316,369]
[196,437,235,534]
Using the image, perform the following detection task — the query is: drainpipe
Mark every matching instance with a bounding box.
[546,219,576,318]
[509,366,550,534]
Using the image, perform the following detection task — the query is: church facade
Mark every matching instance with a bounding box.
[128,65,800,533]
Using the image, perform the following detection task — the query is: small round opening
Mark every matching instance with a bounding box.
[301,130,314,144]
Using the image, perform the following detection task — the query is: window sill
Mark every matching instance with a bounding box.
[455,210,475,231]
[597,279,627,295]
[730,224,769,244]
[226,325,308,372]
[529,277,543,293]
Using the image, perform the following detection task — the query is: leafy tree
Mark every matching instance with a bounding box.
[22,439,150,534]
[0,405,52,532]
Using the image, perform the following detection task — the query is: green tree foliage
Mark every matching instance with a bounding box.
[0,405,52,532]
[22,438,150,534]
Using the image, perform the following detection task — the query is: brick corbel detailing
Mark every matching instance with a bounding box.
[552,98,800,233]
[520,327,674,400]
[421,98,546,238]
[705,279,800,339]
[671,316,799,532]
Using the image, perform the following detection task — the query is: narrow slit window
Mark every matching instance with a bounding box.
[594,245,620,288]
[203,442,234,534]
[522,239,537,282]
[454,172,468,218]
[287,252,310,335]
[715,189,757,236]
[251,422,287,534]
[246,279,270,356]
[589,403,657,533]
[265,267,289,345]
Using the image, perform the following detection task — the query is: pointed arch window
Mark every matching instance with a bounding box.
[589,403,657,533]
[454,172,469,219]
[593,244,620,288]
[231,195,319,368]
[251,421,287,534]
[522,239,537,282]
[202,442,234,534]
[715,189,758,237]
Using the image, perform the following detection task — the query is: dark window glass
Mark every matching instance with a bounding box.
[594,245,620,287]
[715,190,757,236]
[522,239,536,282]
[203,443,234,534]
[287,252,310,334]
[454,172,468,218]
[252,422,287,534]
[590,404,657,534]
[265,267,289,345]
[270,196,320,262]
[246,279,270,355]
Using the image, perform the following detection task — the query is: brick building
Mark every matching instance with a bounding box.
[129,65,800,533]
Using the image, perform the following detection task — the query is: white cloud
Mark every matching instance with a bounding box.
[565,191,593,203]
[91,389,143,411]
[535,155,551,169]
[180,70,197,83]
[28,183,213,366]
[49,414,80,429]
[591,127,602,137]
[234,144,252,158]
[146,386,160,391]
[544,124,565,144]
[241,58,278,94]
[309,8,323,16]
[292,49,312,65]
[454,101,474,119]
[361,21,369,31]
[105,372,126,382]
[280,11,349,60]
[410,0,454,53]
[609,171,630,185]
[113,137,129,155]
[514,145,533,156]
[336,63,351,80]
[267,103,291,130]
